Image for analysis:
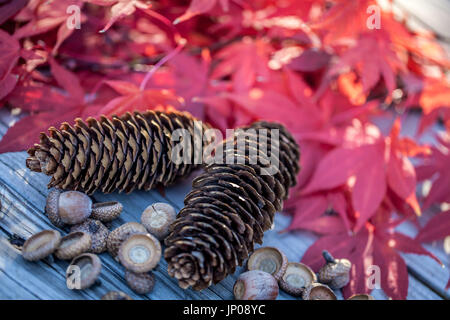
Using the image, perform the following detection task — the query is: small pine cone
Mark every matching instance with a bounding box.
[26,110,210,195]
[165,121,300,290]
[318,250,352,289]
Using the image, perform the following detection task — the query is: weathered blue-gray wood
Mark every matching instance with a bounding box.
[0,109,447,300]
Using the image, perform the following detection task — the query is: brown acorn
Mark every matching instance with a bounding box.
[318,250,352,289]
[46,189,123,227]
[279,262,316,297]
[22,230,61,261]
[55,231,92,260]
[45,188,65,228]
[91,201,123,222]
[348,294,375,300]
[141,202,177,240]
[58,191,93,224]
[233,270,279,300]
[247,247,288,281]
[125,270,155,295]
[107,222,147,258]
[101,291,133,300]
[70,218,109,253]
[66,253,102,290]
[118,233,161,273]
[302,283,337,300]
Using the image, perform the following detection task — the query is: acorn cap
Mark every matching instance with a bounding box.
[45,188,65,228]
[67,253,102,290]
[141,203,177,240]
[247,247,288,280]
[125,270,155,295]
[22,230,61,261]
[279,262,317,296]
[55,231,92,260]
[233,270,279,300]
[348,294,375,300]
[70,219,109,253]
[91,201,123,222]
[318,250,352,289]
[118,233,161,273]
[58,191,92,224]
[107,222,147,257]
[302,283,337,300]
[101,291,133,300]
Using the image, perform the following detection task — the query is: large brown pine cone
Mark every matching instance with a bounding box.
[165,121,300,290]
[26,110,209,194]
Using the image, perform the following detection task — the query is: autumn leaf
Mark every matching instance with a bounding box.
[98,80,183,116]
[0,0,28,25]
[310,0,376,44]
[0,29,20,100]
[211,38,272,93]
[288,49,331,72]
[328,32,402,96]
[416,210,450,243]
[174,0,235,24]
[97,0,150,33]
[0,108,82,153]
[416,133,450,209]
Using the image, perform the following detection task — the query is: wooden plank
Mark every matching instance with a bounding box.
[0,110,445,300]
[394,0,450,38]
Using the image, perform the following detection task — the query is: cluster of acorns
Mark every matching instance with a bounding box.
[20,188,177,299]
[233,247,374,300]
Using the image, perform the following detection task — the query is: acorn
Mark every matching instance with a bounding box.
[279,262,317,296]
[107,222,147,258]
[58,191,93,224]
[247,247,288,281]
[302,283,337,300]
[55,231,92,260]
[118,233,161,273]
[233,270,279,300]
[70,219,109,253]
[46,189,123,226]
[22,230,61,261]
[45,188,65,228]
[348,294,375,300]
[101,291,133,300]
[141,202,177,240]
[125,270,155,295]
[318,250,352,289]
[91,201,123,222]
[66,253,102,290]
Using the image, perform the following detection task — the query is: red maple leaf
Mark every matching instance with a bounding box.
[310,0,376,44]
[416,132,450,209]
[0,0,28,25]
[328,31,403,97]
[14,0,85,54]
[211,38,272,94]
[416,210,450,243]
[88,0,150,33]
[299,118,423,232]
[0,29,20,100]
[174,0,241,24]
[97,80,183,116]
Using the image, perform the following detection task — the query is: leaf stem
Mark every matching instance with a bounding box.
[139,39,186,91]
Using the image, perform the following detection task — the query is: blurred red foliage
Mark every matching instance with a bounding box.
[0,0,449,299]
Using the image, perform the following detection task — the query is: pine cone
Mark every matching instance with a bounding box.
[165,121,300,290]
[26,110,209,194]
